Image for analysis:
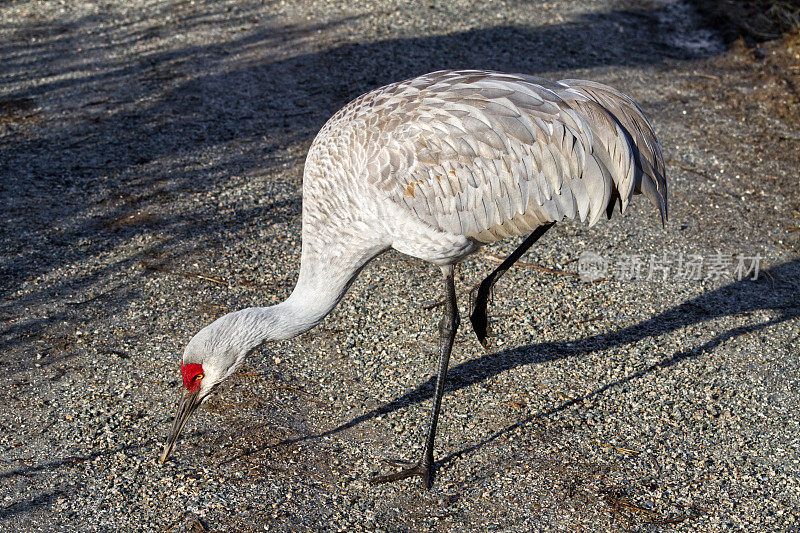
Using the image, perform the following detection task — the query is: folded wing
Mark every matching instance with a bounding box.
[368,70,667,242]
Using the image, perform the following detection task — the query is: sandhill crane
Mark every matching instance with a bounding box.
[159,70,668,488]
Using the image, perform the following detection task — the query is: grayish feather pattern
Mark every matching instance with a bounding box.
[303,69,667,264]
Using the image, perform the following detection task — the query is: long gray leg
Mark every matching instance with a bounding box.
[469,222,555,347]
[370,264,459,489]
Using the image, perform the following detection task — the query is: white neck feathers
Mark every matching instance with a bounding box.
[212,239,387,357]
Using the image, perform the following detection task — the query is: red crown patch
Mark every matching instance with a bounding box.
[181,363,204,391]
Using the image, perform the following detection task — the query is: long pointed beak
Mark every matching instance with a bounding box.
[159,388,201,463]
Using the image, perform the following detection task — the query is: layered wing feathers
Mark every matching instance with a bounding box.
[322,70,667,243]
[558,79,668,224]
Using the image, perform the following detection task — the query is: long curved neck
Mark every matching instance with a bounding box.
[227,239,386,353]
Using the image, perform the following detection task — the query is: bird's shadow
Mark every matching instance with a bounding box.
[222,258,799,467]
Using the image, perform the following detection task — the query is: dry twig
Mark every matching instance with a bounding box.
[482,252,580,278]
[598,442,641,455]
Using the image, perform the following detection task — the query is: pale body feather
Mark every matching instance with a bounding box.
[302,69,667,269]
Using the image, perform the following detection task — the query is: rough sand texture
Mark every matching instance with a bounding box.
[1,0,799,531]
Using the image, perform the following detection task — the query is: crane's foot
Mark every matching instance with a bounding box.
[468,284,492,349]
[369,459,434,489]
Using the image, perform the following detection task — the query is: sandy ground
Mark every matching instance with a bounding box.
[1,0,799,531]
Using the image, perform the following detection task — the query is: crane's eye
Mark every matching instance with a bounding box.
[181,363,205,390]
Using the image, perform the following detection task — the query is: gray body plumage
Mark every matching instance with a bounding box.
[301,69,667,270]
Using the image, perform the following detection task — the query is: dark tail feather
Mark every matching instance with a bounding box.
[559,79,668,226]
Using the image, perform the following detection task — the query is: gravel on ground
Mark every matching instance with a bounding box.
[1,0,798,531]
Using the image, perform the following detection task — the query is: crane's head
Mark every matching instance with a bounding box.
[159,316,252,463]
